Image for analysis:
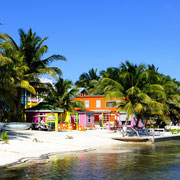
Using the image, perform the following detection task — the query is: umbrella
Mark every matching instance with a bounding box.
[131,117,136,127]
[118,114,122,126]
[138,120,143,128]
[108,121,111,130]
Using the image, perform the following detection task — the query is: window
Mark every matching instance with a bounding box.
[85,100,89,108]
[120,113,128,121]
[96,100,101,108]
[48,122,55,130]
[87,114,91,123]
[103,114,109,121]
[106,101,116,108]
[39,113,43,122]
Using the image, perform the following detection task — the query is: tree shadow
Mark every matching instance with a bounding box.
[0,131,33,140]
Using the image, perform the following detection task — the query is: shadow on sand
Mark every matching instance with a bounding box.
[0,131,33,140]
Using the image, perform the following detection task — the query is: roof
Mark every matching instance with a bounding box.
[91,110,111,113]
[77,87,88,94]
[75,109,94,113]
[73,95,104,99]
[25,103,64,113]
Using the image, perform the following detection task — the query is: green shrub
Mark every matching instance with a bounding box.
[1,131,9,143]
[169,129,180,134]
[177,129,180,133]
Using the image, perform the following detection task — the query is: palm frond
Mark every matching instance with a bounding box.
[138,71,149,82]
[4,33,19,50]
[149,84,164,91]
[101,78,123,91]
[18,80,36,95]
[50,67,62,76]
[35,37,48,51]
[35,45,48,58]
[104,91,123,100]
[134,103,144,114]
[42,54,66,65]
[0,33,8,41]
[126,86,140,96]
[0,54,12,66]
[37,68,57,78]
[137,93,151,103]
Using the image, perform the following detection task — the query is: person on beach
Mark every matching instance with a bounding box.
[99,114,103,127]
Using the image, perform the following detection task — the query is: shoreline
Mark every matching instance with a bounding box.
[1,130,179,169]
[0,130,123,169]
[0,147,96,169]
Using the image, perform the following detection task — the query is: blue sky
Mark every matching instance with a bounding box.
[1,0,180,82]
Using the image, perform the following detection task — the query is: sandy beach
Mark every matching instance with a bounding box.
[0,130,123,168]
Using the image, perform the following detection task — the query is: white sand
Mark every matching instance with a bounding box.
[0,130,123,167]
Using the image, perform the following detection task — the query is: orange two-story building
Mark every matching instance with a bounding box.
[72,88,133,128]
[72,94,121,125]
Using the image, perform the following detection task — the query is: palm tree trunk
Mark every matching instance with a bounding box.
[12,90,24,122]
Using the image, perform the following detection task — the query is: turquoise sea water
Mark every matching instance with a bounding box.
[1,140,180,180]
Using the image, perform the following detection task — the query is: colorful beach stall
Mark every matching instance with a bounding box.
[25,103,64,132]
[58,110,94,131]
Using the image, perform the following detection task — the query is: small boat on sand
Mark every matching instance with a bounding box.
[0,122,31,131]
[112,137,153,143]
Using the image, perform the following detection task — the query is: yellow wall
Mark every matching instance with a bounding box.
[25,102,38,109]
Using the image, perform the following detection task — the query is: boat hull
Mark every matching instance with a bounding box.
[0,122,31,131]
[112,137,153,143]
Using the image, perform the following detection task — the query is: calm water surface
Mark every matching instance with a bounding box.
[1,140,180,180]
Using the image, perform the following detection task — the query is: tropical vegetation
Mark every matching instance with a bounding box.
[75,68,100,91]
[75,61,180,127]
[43,77,84,113]
[0,28,179,126]
[1,131,9,143]
[0,29,66,121]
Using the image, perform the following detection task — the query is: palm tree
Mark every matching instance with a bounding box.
[43,77,84,114]
[144,66,180,125]
[101,61,165,126]
[89,67,121,95]
[0,34,37,121]
[100,67,120,80]
[0,29,66,121]
[160,77,180,125]
[75,68,100,91]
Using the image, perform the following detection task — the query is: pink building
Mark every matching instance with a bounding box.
[71,110,94,128]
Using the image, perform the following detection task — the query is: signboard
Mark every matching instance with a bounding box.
[46,113,58,132]
[47,115,55,121]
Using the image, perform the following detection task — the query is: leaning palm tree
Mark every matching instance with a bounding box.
[0,29,66,121]
[43,77,84,113]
